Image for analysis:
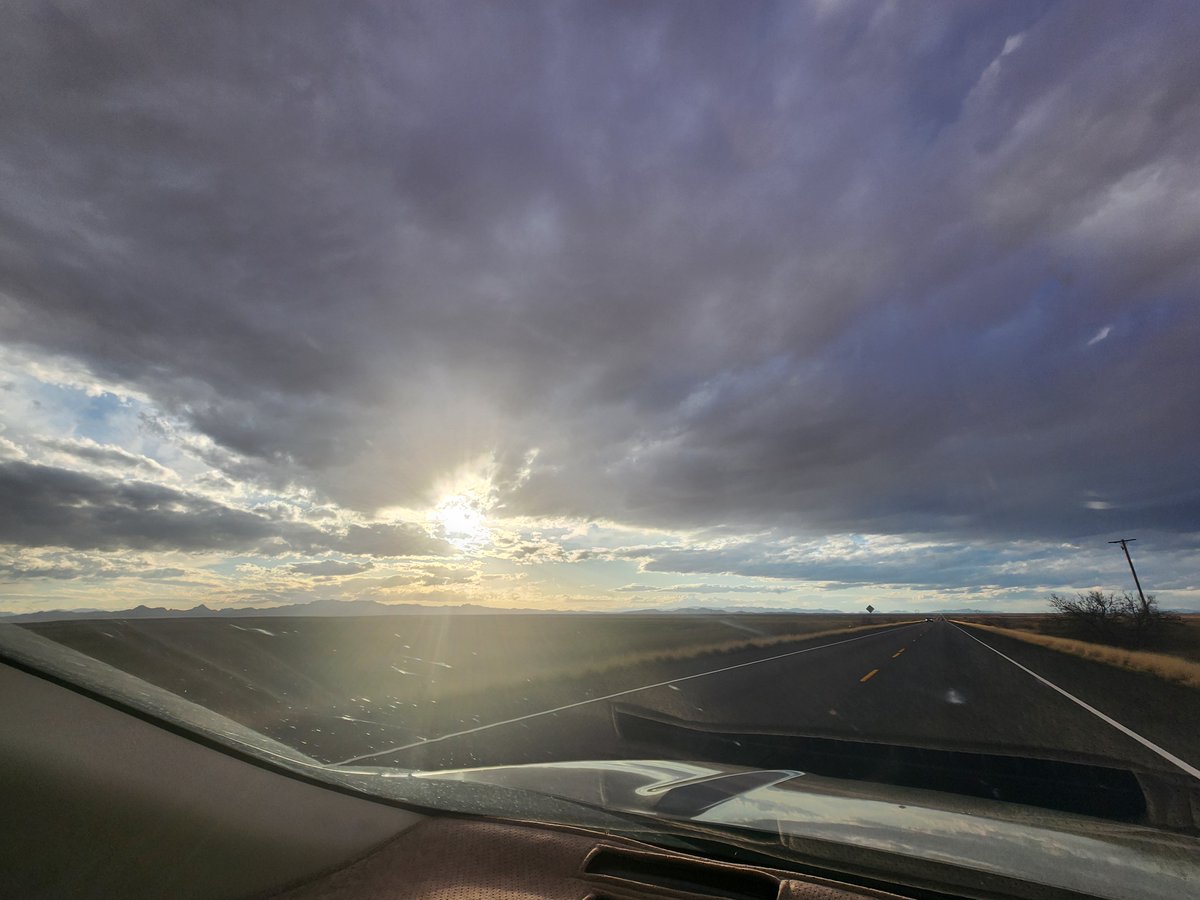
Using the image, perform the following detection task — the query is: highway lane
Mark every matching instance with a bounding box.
[352,619,1199,784]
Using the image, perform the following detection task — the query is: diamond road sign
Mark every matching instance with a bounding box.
[866,604,875,613]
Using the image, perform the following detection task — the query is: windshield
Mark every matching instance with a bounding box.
[2,2,1199,897]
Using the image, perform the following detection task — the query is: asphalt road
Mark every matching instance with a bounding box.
[342,619,1200,787]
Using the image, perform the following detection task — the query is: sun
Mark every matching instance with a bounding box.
[431,493,491,550]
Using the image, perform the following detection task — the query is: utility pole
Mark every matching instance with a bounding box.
[1108,538,1146,604]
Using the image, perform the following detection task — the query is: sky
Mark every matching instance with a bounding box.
[2,1,1198,614]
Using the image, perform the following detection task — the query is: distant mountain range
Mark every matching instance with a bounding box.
[10,600,1175,623]
[0,599,915,621]
[0,598,550,622]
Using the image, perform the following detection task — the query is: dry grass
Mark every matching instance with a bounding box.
[953,620,1200,690]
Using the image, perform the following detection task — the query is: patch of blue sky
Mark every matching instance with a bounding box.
[530,557,645,593]
[204,558,248,577]
[2,365,148,452]
[72,390,135,444]
[205,556,286,577]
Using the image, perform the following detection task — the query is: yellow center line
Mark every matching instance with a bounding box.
[892,648,906,658]
[859,668,879,683]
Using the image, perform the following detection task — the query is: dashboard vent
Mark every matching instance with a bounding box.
[584,847,780,900]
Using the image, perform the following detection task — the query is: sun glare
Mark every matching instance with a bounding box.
[432,494,491,550]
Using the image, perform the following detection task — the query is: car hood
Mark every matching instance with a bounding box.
[407,758,1200,900]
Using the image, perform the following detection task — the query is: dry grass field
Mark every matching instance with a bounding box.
[953,613,1200,689]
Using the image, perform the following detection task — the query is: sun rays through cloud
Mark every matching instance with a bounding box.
[431,494,492,552]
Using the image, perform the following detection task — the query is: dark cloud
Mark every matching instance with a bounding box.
[286,559,374,577]
[336,524,452,558]
[1,1,1198,551]
[0,460,449,558]
[617,583,796,595]
[0,549,186,582]
[38,438,170,475]
[0,460,303,553]
[629,532,1200,594]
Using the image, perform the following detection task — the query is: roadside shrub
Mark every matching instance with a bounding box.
[1047,590,1180,647]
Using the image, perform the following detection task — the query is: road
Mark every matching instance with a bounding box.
[339,619,1200,791]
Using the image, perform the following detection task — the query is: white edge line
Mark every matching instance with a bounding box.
[952,623,1200,781]
[334,621,920,766]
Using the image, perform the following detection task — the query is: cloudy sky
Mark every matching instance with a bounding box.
[2,1,1198,614]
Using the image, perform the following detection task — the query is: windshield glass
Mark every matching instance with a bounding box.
[2,2,1199,896]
